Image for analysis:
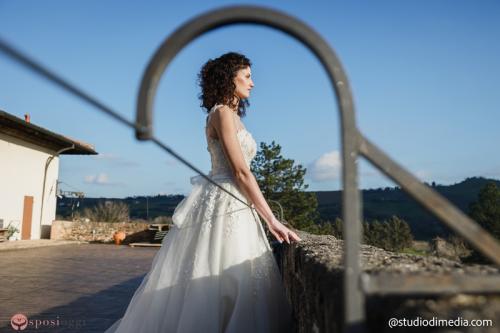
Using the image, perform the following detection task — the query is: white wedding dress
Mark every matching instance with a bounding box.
[104,104,293,332]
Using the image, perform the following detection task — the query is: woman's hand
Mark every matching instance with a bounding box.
[266,218,302,244]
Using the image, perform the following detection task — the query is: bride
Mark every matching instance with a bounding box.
[104,52,301,333]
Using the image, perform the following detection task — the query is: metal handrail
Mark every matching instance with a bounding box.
[269,199,285,221]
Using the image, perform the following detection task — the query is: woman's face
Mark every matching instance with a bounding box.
[233,66,254,99]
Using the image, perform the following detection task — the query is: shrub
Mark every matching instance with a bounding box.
[81,201,130,223]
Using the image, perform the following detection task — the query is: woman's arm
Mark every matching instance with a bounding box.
[210,106,301,243]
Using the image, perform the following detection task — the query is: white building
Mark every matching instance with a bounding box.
[0,111,97,240]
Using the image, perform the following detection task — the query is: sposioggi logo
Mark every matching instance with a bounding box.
[9,313,85,330]
[10,313,28,331]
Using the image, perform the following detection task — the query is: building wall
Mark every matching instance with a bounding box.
[0,133,60,240]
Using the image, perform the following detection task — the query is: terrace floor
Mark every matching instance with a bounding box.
[0,243,158,332]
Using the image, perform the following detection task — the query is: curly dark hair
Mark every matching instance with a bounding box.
[197,52,252,117]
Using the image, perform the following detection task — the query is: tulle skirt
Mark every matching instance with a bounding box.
[104,173,293,333]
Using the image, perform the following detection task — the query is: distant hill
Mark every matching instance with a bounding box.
[57,194,184,221]
[57,176,500,241]
[315,176,500,240]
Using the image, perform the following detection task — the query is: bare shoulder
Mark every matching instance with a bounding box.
[211,105,236,127]
[212,105,234,118]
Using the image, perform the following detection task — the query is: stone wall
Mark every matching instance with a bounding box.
[50,220,159,243]
[275,230,499,333]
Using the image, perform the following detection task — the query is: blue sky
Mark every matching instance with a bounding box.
[1,0,499,198]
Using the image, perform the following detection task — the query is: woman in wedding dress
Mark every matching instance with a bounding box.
[104,52,301,333]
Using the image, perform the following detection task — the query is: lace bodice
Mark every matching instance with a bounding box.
[205,104,257,177]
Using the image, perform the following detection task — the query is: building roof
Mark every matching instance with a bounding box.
[0,110,97,155]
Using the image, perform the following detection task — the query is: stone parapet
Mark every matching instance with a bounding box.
[276,230,499,333]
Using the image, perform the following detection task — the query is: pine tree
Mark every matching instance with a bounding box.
[465,181,500,263]
[469,181,500,240]
[371,220,390,249]
[362,216,413,252]
[251,140,319,230]
[333,217,343,239]
[386,215,413,251]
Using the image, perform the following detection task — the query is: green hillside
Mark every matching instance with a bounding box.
[315,176,500,240]
[57,176,499,241]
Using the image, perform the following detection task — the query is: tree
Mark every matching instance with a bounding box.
[332,217,343,238]
[465,181,500,263]
[363,219,390,249]
[303,219,336,235]
[386,215,413,251]
[469,181,500,240]
[251,141,319,230]
[362,216,413,252]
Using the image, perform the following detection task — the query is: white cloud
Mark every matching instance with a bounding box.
[415,169,431,181]
[84,173,118,186]
[308,150,342,182]
[307,150,438,188]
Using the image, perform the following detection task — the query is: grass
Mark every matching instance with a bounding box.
[399,247,429,256]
